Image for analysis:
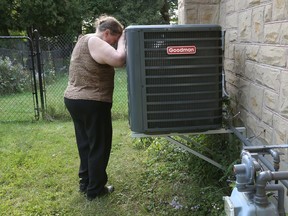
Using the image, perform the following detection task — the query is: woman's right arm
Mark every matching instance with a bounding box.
[88,33,126,67]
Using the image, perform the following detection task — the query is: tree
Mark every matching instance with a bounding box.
[82,0,177,33]
[0,0,14,35]
[0,0,178,36]
[14,0,85,36]
[0,0,86,36]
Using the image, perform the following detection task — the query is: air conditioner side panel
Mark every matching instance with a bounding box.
[126,29,146,132]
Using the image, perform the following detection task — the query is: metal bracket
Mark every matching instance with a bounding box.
[165,136,225,170]
[131,127,246,170]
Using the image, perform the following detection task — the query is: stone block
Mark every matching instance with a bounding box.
[264,23,281,44]
[280,22,288,45]
[262,107,273,126]
[185,0,220,3]
[246,45,260,61]
[248,0,261,6]
[186,7,198,23]
[273,114,287,144]
[199,5,219,24]
[279,70,288,117]
[226,0,235,14]
[237,0,248,10]
[254,64,280,92]
[252,6,264,42]
[245,113,273,145]
[272,0,288,21]
[264,4,272,22]
[258,46,286,67]
[264,89,278,111]
[226,82,238,100]
[245,61,256,81]
[228,29,238,42]
[249,83,264,119]
[225,70,239,88]
[224,59,236,72]
[239,78,251,109]
[239,10,252,41]
[219,2,226,26]
[228,44,235,59]
[226,13,238,28]
[261,123,273,144]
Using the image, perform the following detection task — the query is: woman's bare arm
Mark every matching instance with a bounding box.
[88,33,126,67]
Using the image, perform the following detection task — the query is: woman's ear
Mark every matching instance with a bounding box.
[103,29,110,37]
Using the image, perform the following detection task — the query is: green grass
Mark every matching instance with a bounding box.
[0,120,194,215]
[0,68,128,122]
[0,68,241,215]
[0,119,235,215]
[0,120,144,215]
[112,69,128,119]
[0,92,37,122]
[44,68,128,120]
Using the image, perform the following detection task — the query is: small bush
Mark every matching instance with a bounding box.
[0,57,31,95]
[186,134,241,186]
[133,133,241,215]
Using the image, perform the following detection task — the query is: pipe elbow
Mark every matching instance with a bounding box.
[255,171,273,206]
[256,171,273,187]
[268,149,280,164]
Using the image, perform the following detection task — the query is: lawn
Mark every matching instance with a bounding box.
[0,119,204,215]
[0,68,235,215]
[0,120,146,215]
[0,118,235,215]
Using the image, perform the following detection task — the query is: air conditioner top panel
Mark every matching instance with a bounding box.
[126,24,221,31]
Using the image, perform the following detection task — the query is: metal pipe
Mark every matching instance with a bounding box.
[268,149,280,184]
[258,155,275,171]
[222,70,229,98]
[268,149,280,168]
[254,171,272,206]
[229,126,251,147]
[265,185,285,216]
[230,126,288,189]
[255,171,288,207]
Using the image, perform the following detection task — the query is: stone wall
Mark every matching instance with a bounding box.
[178,0,288,207]
[179,0,288,155]
[219,0,288,167]
[178,0,221,24]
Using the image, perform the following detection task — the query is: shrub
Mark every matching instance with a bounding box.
[133,133,241,215]
[0,57,31,95]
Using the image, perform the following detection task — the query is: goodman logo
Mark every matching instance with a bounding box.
[167,45,197,55]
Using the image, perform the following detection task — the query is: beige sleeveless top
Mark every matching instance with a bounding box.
[64,34,115,103]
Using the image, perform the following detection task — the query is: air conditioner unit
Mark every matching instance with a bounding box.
[126,24,223,135]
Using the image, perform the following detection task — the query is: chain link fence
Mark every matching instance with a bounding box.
[39,34,76,120]
[0,34,128,122]
[0,37,39,122]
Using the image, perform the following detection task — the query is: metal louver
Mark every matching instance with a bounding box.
[126,24,223,134]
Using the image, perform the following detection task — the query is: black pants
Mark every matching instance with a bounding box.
[64,98,112,197]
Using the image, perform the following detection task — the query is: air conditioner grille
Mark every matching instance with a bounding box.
[146,84,221,94]
[143,31,221,40]
[146,91,222,102]
[126,25,223,134]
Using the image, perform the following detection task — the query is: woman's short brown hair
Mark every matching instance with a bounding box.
[95,15,123,35]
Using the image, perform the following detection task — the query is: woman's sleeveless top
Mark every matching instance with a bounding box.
[64,34,115,103]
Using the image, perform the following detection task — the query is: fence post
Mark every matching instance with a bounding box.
[33,29,46,119]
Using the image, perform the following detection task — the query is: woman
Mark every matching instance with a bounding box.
[64,15,126,201]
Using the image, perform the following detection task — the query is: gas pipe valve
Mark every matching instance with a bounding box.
[234,150,261,192]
